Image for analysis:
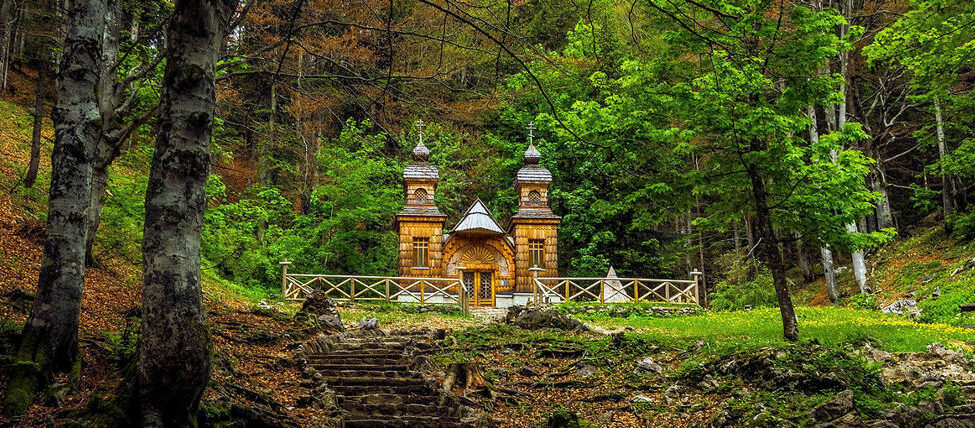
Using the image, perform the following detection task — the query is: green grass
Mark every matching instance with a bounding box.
[203,268,279,304]
[575,306,975,353]
[556,301,698,310]
[340,302,475,330]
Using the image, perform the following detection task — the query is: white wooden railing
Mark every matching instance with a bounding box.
[531,275,702,305]
[280,260,703,309]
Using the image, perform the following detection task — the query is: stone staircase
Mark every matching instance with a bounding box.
[301,330,472,427]
[470,306,507,322]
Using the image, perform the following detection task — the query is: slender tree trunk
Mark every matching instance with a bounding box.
[933,95,954,225]
[85,0,121,267]
[796,233,814,283]
[85,165,108,265]
[808,104,839,300]
[873,169,894,229]
[835,7,870,293]
[821,247,839,302]
[137,0,236,425]
[24,62,49,188]
[2,0,107,416]
[747,164,798,341]
[0,0,12,92]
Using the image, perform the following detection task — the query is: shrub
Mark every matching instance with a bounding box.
[709,258,780,311]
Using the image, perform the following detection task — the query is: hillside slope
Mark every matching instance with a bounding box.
[0,100,322,425]
[791,221,975,327]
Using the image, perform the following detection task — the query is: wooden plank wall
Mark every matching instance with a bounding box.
[397,217,445,278]
[511,219,559,293]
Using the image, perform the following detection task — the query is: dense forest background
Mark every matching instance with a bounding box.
[3,0,973,299]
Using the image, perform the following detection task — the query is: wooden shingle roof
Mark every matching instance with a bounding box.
[452,198,505,235]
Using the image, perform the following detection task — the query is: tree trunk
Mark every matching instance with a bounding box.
[137,0,236,425]
[747,164,798,341]
[808,104,839,301]
[24,62,49,188]
[933,95,954,225]
[0,0,12,92]
[821,247,839,303]
[85,0,121,267]
[795,233,814,283]
[872,169,894,229]
[2,0,107,416]
[85,165,109,266]
[849,223,870,293]
[835,13,870,293]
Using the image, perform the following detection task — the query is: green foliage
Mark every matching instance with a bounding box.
[102,318,141,365]
[709,259,780,311]
[846,293,878,310]
[948,211,975,240]
[201,120,401,290]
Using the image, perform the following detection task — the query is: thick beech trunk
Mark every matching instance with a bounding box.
[137,0,236,425]
[3,0,107,416]
[24,63,49,188]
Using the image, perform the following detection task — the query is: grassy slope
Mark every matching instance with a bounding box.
[791,222,975,327]
[576,306,974,353]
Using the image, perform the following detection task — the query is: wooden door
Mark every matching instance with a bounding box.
[463,270,495,306]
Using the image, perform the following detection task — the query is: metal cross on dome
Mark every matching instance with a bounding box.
[526,122,535,144]
[415,119,426,144]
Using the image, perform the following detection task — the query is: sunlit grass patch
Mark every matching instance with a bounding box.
[576,306,975,353]
[339,302,478,330]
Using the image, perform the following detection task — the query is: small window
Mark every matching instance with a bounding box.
[412,237,429,268]
[527,190,542,206]
[414,188,428,204]
[529,239,545,268]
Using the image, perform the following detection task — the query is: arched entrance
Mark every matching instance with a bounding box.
[445,244,512,306]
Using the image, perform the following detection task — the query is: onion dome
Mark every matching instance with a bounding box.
[413,140,430,161]
[524,143,541,164]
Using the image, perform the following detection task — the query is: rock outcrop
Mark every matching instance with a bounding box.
[505,305,587,331]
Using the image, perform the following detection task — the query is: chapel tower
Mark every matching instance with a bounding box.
[507,123,561,292]
[395,121,446,277]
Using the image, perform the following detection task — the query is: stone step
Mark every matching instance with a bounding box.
[318,349,405,358]
[337,393,440,406]
[329,383,432,394]
[336,338,415,346]
[306,355,403,365]
[344,402,458,417]
[315,369,412,378]
[310,363,410,372]
[323,375,425,386]
[343,415,463,428]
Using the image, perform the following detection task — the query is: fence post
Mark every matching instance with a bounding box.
[279,259,292,299]
[691,269,704,306]
[457,266,468,314]
[530,266,543,306]
[385,278,390,303]
[350,279,356,304]
[634,280,639,301]
[599,279,605,303]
